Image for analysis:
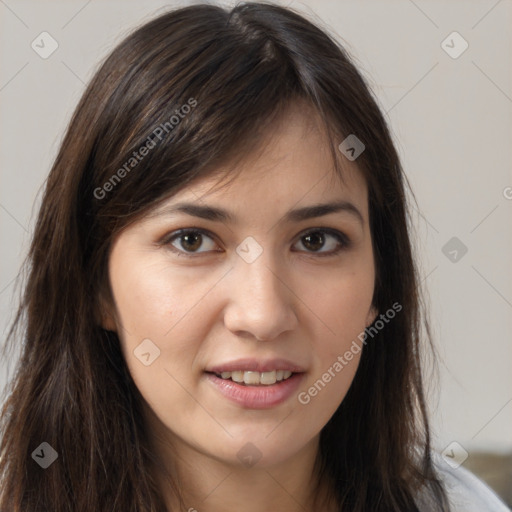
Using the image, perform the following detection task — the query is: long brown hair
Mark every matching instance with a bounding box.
[0,2,450,510]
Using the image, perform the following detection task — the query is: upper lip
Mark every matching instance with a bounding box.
[206,358,306,374]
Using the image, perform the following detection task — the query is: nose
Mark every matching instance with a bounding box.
[222,250,298,341]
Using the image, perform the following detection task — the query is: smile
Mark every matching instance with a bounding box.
[204,371,305,409]
[213,370,294,386]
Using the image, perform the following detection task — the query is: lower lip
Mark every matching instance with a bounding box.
[204,372,305,409]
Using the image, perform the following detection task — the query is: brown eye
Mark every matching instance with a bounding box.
[294,229,349,256]
[164,229,218,256]
[302,232,325,251]
[179,232,203,252]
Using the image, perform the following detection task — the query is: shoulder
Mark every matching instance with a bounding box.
[416,451,511,512]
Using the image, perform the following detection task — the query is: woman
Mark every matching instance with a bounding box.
[0,2,508,511]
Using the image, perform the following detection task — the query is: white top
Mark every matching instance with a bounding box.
[415,452,511,511]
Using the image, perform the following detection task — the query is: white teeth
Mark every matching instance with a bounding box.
[260,370,277,385]
[243,371,261,385]
[231,371,244,383]
[216,369,294,385]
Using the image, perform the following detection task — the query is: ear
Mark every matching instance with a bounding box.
[94,287,118,333]
[99,307,117,332]
[365,305,378,327]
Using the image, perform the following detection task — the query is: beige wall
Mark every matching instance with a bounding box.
[1,0,511,457]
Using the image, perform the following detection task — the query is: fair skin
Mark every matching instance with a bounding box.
[102,103,377,512]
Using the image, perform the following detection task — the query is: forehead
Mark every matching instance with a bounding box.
[151,103,368,220]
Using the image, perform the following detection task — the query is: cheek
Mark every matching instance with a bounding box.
[110,261,173,334]
[296,270,371,424]
[110,256,209,342]
[310,266,374,353]
[300,273,373,426]
[109,259,214,422]
[109,256,211,387]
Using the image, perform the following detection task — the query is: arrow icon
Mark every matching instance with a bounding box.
[236,237,262,263]
[442,441,468,468]
[134,339,161,366]
[338,134,365,161]
[31,442,58,468]
[442,237,468,263]
[31,32,59,59]
[237,441,262,467]
[441,31,468,59]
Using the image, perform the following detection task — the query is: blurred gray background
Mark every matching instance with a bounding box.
[1,0,511,504]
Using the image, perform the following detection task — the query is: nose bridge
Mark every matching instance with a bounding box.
[235,235,280,286]
[243,252,283,301]
[224,238,297,340]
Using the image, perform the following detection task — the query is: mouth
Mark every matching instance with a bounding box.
[204,369,306,409]
[207,369,296,386]
[204,358,307,408]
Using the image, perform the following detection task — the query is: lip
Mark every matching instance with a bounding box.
[204,371,305,409]
[206,357,306,373]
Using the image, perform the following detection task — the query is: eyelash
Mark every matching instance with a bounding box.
[160,227,351,259]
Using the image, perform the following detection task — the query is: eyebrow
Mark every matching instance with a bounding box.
[151,200,365,225]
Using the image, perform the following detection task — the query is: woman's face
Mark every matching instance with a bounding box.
[103,105,377,469]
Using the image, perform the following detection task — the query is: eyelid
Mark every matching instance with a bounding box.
[158,227,220,255]
[293,227,351,257]
[159,226,351,258]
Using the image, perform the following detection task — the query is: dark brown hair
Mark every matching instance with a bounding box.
[0,2,450,511]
